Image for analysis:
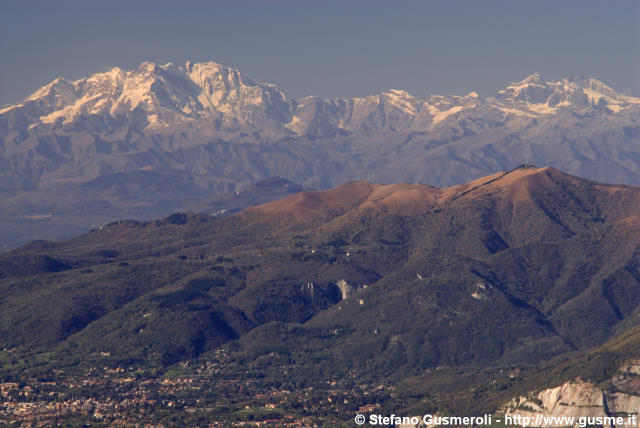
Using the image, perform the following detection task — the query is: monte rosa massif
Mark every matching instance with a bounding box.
[0,60,639,246]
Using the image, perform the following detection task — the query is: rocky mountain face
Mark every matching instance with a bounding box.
[401,367,640,428]
[503,376,640,427]
[492,329,640,428]
[1,60,639,246]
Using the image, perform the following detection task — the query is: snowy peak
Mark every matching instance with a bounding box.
[5,60,293,133]
[496,73,555,104]
[379,89,420,116]
[560,75,631,106]
[20,77,82,117]
[520,72,545,86]
[495,73,640,114]
[26,77,77,103]
[185,60,288,117]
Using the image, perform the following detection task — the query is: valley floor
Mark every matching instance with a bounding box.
[0,355,391,427]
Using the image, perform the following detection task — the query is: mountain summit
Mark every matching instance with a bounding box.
[495,73,635,112]
[3,60,291,136]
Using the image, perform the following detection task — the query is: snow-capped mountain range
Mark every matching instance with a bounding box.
[1,60,639,246]
[2,60,638,140]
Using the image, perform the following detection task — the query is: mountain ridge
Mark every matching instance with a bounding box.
[2,60,640,247]
[246,165,621,221]
[3,60,638,141]
[3,166,640,422]
[4,62,637,132]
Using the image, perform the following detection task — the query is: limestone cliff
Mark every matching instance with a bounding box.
[503,361,640,427]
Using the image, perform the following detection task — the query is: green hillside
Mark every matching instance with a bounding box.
[1,166,640,392]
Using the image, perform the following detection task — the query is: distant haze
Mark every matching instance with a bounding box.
[1,0,639,106]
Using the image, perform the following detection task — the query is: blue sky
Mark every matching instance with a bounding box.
[1,0,638,105]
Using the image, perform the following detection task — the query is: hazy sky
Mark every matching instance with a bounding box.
[1,0,639,106]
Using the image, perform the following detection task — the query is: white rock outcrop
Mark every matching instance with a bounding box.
[503,361,640,427]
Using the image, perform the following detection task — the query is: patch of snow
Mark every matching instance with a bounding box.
[620,94,640,104]
[582,88,607,104]
[285,115,305,134]
[146,113,164,128]
[428,104,463,124]
[526,102,569,114]
[607,104,624,113]
[40,92,103,123]
[498,107,537,117]
[383,89,418,115]
[0,105,21,114]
